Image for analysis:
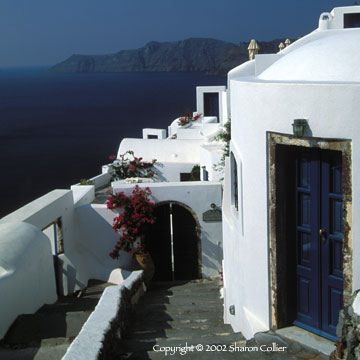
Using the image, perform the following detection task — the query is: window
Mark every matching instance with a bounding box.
[202,166,209,181]
[204,92,220,121]
[344,13,360,28]
[147,134,158,139]
[231,152,238,211]
[42,218,64,255]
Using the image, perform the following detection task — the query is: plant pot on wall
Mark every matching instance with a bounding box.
[133,252,155,287]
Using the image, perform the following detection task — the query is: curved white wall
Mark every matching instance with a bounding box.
[0,222,57,339]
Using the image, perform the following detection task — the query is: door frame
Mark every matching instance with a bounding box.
[267,132,352,332]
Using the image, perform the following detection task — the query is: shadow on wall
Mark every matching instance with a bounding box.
[201,230,223,274]
[57,259,83,296]
[62,205,133,294]
[154,163,166,182]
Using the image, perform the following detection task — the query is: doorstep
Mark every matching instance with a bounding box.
[276,326,336,356]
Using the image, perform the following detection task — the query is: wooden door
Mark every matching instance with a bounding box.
[294,149,343,341]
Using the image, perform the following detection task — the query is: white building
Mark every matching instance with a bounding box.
[222,5,360,342]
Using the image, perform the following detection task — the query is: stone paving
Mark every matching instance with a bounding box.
[118,279,330,359]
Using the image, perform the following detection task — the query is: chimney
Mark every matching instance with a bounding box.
[248,39,260,60]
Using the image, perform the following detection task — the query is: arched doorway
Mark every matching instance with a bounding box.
[147,202,201,281]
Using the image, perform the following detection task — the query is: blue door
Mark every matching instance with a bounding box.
[294,149,343,341]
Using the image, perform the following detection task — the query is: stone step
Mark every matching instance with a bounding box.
[120,334,247,353]
[123,349,266,360]
[148,284,219,290]
[137,297,221,306]
[4,311,91,346]
[0,343,69,360]
[133,302,223,313]
[125,325,242,341]
[128,317,225,331]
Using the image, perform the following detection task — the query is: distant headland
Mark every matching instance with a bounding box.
[49,38,291,77]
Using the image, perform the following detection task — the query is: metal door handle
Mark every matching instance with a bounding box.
[319,228,327,244]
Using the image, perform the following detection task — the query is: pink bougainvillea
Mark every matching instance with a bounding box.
[106,185,156,259]
[107,151,157,180]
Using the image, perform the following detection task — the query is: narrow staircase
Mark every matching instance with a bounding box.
[0,279,113,360]
[117,279,329,360]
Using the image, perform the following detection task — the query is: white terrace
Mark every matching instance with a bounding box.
[0,84,227,350]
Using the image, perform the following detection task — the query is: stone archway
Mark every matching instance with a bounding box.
[147,201,202,281]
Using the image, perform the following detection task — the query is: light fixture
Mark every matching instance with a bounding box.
[229,305,235,315]
[292,119,308,137]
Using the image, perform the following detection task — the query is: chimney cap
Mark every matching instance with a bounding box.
[248,39,260,50]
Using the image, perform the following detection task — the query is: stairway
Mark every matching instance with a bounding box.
[0,279,114,360]
[118,279,247,359]
[117,279,330,360]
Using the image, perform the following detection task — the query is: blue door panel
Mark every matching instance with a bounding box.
[294,149,343,340]
[295,151,320,329]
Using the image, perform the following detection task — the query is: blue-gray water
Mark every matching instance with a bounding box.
[0,67,226,217]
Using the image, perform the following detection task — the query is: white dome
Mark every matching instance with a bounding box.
[258,30,360,83]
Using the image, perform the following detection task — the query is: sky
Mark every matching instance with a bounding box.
[0,0,356,67]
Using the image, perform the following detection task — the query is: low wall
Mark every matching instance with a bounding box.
[62,270,144,360]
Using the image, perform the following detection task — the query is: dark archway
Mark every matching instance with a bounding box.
[147,201,201,281]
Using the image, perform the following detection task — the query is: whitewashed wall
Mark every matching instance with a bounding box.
[0,222,57,339]
[200,144,223,182]
[0,186,130,298]
[223,75,360,339]
[72,204,133,281]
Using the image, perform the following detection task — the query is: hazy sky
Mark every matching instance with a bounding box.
[0,0,356,67]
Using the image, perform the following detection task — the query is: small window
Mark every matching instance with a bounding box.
[231,152,238,211]
[202,167,209,181]
[322,15,329,20]
[147,134,158,139]
[42,218,64,255]
[204,92,220,121]
[344,13,360,28]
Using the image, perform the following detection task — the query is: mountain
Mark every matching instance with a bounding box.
[49,38,292,77]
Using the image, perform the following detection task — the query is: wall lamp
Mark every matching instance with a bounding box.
[292,119,308,137]
[229,305,235,315]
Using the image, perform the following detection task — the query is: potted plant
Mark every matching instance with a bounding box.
[106,185,156,285]
[177,112,202,127]
[107,151,157,181]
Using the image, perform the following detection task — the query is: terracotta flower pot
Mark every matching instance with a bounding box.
[133,252,155,287]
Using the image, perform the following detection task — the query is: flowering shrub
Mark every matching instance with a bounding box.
[193,113,202,120]
[177,112,202,126]
[108,151,157,180]
[178,117,191,126]
[107,185,156,259]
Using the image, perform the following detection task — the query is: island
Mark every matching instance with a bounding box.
[49,38,290,76]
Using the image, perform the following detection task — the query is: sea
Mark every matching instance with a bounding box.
[0,67,226,218]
